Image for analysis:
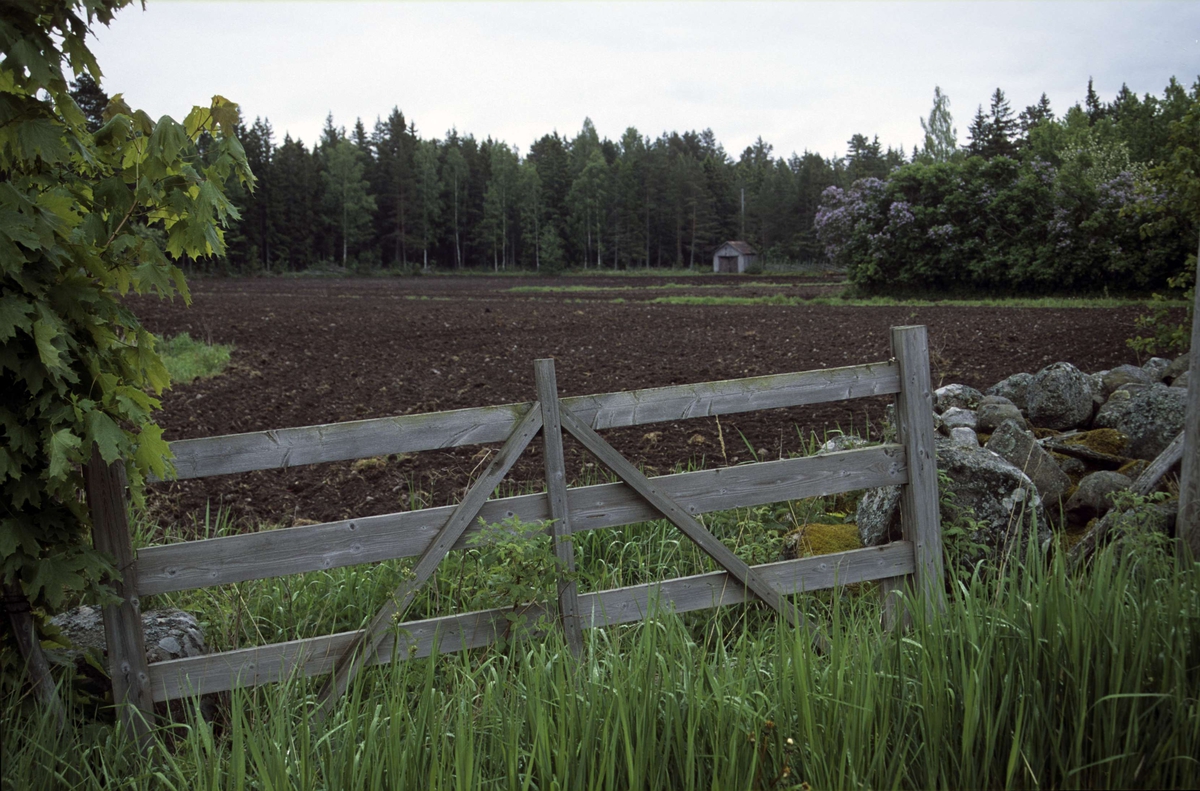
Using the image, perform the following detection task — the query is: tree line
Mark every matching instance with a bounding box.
[67,75,1200,281]
[816,78,1199,294]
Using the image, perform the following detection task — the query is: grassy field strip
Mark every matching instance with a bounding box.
[506,281,820,294]
[650,293,1188,309]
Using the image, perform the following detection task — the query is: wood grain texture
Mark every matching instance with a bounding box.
[148,542,914,701]
[137,444,908,596]
[1131,431,1185,497]
[890,326,946,616]
[84,451,155,746]
[1179,243,1200,558]
[558,402,811,638]
[314,407,543,717]
[534,359,584,657]
[160,362,900,480]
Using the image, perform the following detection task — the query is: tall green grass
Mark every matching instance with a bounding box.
[156,333,234,385]
[4,532,1197,789]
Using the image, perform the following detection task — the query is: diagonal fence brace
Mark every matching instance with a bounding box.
[557,403,829,652]
[315,406,544,718]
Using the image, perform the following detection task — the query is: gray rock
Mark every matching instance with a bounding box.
[977,399,1026,433]
[818,434,870,454]
[856,485,902,547]
[1065,471,1133,525]
[1094,383,1187,460]
[950,427,980,447]
[1163,354,1189,385]
[984,419,1071,509]
[1054,454,1088,480]
[1027,362,1094,430]
[50,606,207,665]
[1088,372,1108,408]
[940,407,977,431]
[987,372,1034,412]
[934,384,984,413]
[857,441,1050,568]
[1143,357,1173,382]
[1171,370,1191,389]
[1101,365,1154,396]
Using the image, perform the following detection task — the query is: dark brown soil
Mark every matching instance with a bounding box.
[128,275,1158,532]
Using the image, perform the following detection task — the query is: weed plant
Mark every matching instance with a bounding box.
[155,333,234,385]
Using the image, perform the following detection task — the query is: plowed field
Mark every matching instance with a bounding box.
[129,275,1157,532]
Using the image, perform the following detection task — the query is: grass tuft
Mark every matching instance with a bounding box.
[156,333,234,386]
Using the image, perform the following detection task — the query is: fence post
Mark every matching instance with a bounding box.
[83,449,155,746]
[534,359,585,656]
[890,326,946,619]
[1178,238,1200,559]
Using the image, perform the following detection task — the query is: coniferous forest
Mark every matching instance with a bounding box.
[70,75,1199,291]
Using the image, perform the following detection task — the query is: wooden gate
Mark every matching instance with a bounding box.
[88,325,944,737]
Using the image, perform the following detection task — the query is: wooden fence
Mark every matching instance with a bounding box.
[88,325,945,737]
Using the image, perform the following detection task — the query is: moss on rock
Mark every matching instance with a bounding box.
[1063,428,1129,457]
[784,523,863,557]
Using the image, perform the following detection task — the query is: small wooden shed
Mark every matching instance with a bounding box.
[712,241,758,273]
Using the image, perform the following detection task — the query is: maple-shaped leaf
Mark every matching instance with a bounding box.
[45,428,81,479]
[85,409,124,464]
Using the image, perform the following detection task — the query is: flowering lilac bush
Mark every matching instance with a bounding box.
[816,154,1180,294]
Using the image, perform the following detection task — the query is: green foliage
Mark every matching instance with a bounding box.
[156,333,233,385]
[0,0,251,610]
[818,80,1199,295]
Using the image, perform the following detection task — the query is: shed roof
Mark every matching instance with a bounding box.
[717,240,757,255]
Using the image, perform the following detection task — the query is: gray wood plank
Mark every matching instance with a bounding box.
[558,402,828,647]
[1179,244,1200,558]
[160,362,900,480]
[148,542,914,701]
[84,450,155,746]
[314,407,543,718]
[138,444,908,596]
[890,326,946,616]
[1131,431,1185,497]
[534,359,584,657]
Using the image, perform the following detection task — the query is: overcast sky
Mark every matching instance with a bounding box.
[89,1,1199,160]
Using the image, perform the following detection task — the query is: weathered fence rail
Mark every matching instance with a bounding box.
[89,325,943,737]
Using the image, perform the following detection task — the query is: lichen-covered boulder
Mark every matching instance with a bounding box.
[977,396,1026,433]
[1054,453,1088,480]
[1171,370,1191,389]
[1163,354,1189,385]
[1101,364,1154,396]
[818,434,870,454]
[857,442,1050,566]
[984,419,1071,510]
[856,485,902,547]
[987,372,1034,412]
[934,384,983,413]
[1026,362,1094,430]
[940,407,977,431]
[1143,357,1173,382]
[1065,471,1132,525]
[1094,383,1187,460]
[50,606,207,664]
[950,427,980,447]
